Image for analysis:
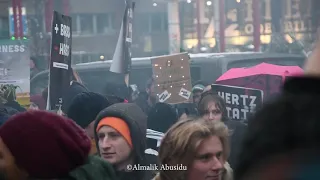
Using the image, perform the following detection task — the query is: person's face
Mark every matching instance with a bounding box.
[202,101,222,121]
[187,136,225,180]
[97,126,132,167]
[193,91,202,105]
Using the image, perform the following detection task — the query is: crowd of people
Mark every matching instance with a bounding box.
[1,42,320,180]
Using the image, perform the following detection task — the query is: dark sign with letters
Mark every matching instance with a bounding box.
[48,11,72,110]
[211,84,263,121]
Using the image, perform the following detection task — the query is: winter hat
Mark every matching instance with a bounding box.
[67,92,111,129]
[147,103,178,133]
[0,110,91,179]
[62,81,89,113]
[104,81,129,101]
[192,84,205,92]
[96,117,133,148]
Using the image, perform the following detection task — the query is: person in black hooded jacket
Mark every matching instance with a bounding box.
[94,103,156,180]
[134,78,157,114]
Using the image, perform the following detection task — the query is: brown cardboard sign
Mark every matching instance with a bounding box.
[151,53,193,104]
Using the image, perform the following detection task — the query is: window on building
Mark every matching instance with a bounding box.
[134,13,149,34]
[70,14,78,33]
[0,17,9,38]
[150,13,163,32]
[96,13,114,34]
[79,14,94,34]
[163,13,168,31]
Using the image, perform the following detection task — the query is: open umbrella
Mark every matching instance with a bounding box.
[216,63,303,98]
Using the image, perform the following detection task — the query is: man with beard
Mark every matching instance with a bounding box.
[134,78,157,114]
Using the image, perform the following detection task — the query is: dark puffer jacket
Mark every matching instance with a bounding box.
[94,103,156,180]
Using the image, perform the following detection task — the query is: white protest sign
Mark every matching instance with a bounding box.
[179,88,191,100]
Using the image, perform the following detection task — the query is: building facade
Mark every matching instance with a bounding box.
[0,0,318,65]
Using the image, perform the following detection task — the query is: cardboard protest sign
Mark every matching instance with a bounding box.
[211,84,263,121]
[152,53,192,104]
[47,11,72,110]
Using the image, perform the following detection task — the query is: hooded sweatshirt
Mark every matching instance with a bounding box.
[94,103,156,180]
[61,155,117,180]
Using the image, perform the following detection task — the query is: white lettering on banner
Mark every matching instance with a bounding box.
[54,24,59,34]
[249,96,256,107]
[146,129,164,156]
[53,62,69,70]
[60,24,70,38]
[128,8,133,18]
[59,43,69,57]
[0,45,25,53]
[126,23,132,43]
[218,92,257,120]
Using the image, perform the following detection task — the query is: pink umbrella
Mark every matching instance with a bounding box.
[216,63,303,98]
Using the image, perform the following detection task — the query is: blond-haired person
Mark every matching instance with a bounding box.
[153,118,233,180]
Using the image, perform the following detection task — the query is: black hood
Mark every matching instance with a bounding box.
[94,103,150,179]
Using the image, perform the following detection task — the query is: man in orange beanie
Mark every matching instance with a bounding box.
[95,103,156,180]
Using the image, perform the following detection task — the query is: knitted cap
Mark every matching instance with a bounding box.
[96,117,132,148]
[0,111,91,179]
[67,92,111,129]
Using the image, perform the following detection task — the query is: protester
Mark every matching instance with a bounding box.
[192,80,208,105]
[154,118,232,180]
[41,68,87,112]
[173,102,198,119]
[235,38,320,180]
[30,56,40,79]
[94,103,156,180]
[0,111,117,180]
[30,94,46,110]
[198,91,247,168]
[146,103,178,157]
[67,92,115,155]
[134,77,157,114]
